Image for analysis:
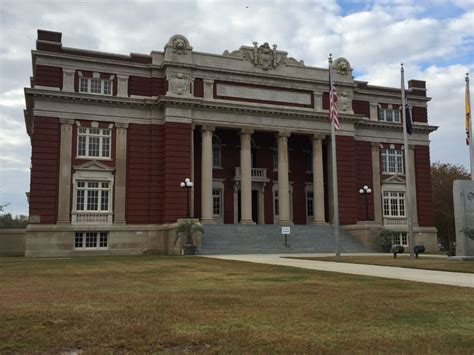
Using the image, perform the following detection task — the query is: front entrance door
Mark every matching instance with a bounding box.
[252,190,258,223]
[237,189,260,223]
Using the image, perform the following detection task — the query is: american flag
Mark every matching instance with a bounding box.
[329,80,340,130]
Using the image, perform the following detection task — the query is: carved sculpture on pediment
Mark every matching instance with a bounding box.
[223,42,304,70]
[165,34,193,55]
[168,73,191,96]
[332,57,352,76]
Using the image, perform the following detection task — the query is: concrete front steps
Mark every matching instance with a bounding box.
[198,224,373,255]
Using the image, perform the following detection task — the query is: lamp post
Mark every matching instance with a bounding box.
[359,185,372,221]
[180,178,193,218]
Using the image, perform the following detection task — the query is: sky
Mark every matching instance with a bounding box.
[0,0,473,216]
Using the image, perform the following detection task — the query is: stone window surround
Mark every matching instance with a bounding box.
[77,71,115,96]
[71,167,114,224]
[75,121,114,161]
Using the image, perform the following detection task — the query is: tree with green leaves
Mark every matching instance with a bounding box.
[431,162,470,248]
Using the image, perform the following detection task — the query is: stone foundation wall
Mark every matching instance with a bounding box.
[24,223,185,257]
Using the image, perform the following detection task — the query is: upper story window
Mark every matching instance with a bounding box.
[79,75,113,95]
[76,181,111,213]
[383,191,405,217]
[378,107,400,123]
[381,148,403,174]
[212,135,221,168]
[77,127,111,159]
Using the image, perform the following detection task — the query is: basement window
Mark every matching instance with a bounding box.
[74,232,108,249]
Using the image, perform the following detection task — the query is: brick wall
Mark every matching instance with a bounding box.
[35,65,62,89]
[29,117,60,224]
[415,145,434,226]
[336,136,357,224]
[355,141,373,221]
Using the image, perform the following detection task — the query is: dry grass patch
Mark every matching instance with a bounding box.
[290,255,474,273]
[0,256,473,353]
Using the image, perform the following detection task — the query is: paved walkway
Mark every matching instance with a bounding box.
[204,253,474,288]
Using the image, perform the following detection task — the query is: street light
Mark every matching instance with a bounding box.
[359,185,372,221]
[180,178,193,218]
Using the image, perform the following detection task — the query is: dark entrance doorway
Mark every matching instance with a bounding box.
[237,190,259,223]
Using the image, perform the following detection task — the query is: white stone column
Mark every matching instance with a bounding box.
[62,69,75,93]
[278,131,291,224]
[369,102,379,121]
[201,126,214,224]
[409,145,419,226]
[371,142,382,224]
[57,118,74,224]
[312,134,326,224]
[314,91,323,112]
[240,128,254,224]
[114,123,128,224]
[117,75,129,98]
[204,79,214,100]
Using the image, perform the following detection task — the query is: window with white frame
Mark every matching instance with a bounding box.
[77,127,111,159]
[212,188,222,217]
[79,77,113,95]
[76,181,111,212]
[212,135,221,168]
[378,107,400,123]
[306,191,314,217]
[383,191,405,217]
[273,150,278,170]
[74,231,108,249]
[381,148,403,174]
[391,232,408,247]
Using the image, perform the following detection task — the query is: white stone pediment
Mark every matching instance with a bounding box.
[73,160,115,172]
[382,174,405,185]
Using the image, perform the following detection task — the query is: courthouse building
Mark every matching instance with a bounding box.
[23,30,437,256]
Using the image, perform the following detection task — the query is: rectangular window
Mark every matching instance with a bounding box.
[379,108,401,123]
[77,127,112,159]
[91,78,101,93]
[392,232,408,247]
[306,191,314,217]
[75,181,110,213]
[212,188,222,216]
[78,77,113,95]
[212,145,221,167]
[381,148,404,174]
[383,191,406,217]
[79,77,89,93]
[75,232,108,250]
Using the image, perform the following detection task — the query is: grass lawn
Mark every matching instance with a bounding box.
[289,255,474,274]
[0,256,473,353]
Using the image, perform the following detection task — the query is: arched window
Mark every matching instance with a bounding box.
[212,135,221,168]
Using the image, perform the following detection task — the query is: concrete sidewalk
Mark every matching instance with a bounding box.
[203,253,474,288]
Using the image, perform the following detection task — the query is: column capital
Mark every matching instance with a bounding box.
[278,131,291,138]
[115,122,129,129]
[59,118,75,125]
[240,128,254,135]
[312,133,326,141]
[371,142,381,148]
[202,125,215,132]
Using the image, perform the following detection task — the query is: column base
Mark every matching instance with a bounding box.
[311,220,328,225]
[240,219,256,225]
[200,219,215,225]
[277,219,293,225]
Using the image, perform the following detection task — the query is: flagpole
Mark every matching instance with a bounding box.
[466,73,473,180]
[329,54,341,257]
[401,64,415,259]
